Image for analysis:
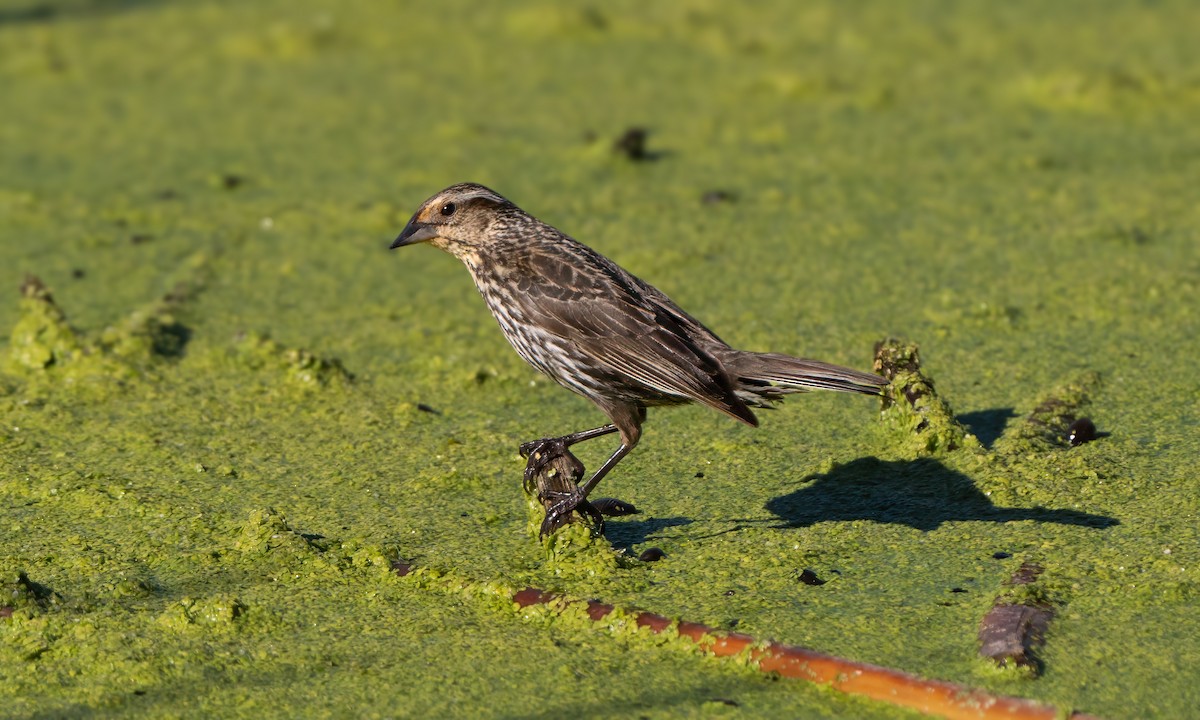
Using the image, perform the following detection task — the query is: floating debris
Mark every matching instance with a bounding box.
[1,571,63,625]
[520,437,603,536]
[994,371,1102,453]
[613,127,652,161]
[1067,417,1097,446]
[232,331,353,388]
[638,547,666,562]
[701,189,736,205]
[7,274,82,371]
[978,561,1055,674]
[798,569,827,586]
[393,558,1099,719]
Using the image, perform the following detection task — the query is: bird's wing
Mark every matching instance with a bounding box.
[509,244,758,426]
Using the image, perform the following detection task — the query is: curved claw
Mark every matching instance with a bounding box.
[521,437,569,494]
[578,501,606,536]
[519,436,563,460]
[539,493,605,538]
[522,435,605,537]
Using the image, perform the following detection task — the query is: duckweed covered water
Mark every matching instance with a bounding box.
[2,1,1199,717]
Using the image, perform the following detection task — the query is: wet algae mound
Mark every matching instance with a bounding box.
[3,1,1199,718]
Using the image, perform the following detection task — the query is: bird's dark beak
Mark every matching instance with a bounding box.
[391,218,439,249]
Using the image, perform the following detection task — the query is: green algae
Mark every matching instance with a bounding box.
[6,276,83,372]
[525,492,634,579]
[230,330,353,389]
[874,337,977,454]
[2,1,1200,718]
[5,254,210,390]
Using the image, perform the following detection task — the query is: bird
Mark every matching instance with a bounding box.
[391,183,886,536]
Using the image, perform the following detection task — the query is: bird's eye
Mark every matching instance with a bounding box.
[440,202,457,217]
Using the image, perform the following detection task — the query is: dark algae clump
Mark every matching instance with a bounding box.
[994,371,1103,454]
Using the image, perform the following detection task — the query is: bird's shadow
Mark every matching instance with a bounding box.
[607,515,692,551]
[766,456,1119,531]
[957,407,1018,449]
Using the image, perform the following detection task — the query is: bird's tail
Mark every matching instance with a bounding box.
[722,350,886,400]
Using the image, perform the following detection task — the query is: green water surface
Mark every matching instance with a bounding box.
[2,1,1198,718]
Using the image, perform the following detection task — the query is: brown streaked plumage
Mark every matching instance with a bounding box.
[392,183,885,535]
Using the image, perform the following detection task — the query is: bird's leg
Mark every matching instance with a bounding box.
[518,423,617,459]
[520,423,619,500]
[540,442,632,538]
[517,427,608,535]
[527,406,643,537]
[578,443,632,497]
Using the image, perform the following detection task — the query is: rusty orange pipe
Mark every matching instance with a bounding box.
[395,563,1098,720]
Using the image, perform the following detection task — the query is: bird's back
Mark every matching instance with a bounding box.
[468,214,759,425]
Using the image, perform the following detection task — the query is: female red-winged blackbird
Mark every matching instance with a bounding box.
[392,183,885,535]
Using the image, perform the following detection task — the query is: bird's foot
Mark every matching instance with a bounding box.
[519,436,564,460]
[521,437,600,536]
[521,437,563,492]
[539,489,605,538]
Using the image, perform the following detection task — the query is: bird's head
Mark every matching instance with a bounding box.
[391,183,515,257]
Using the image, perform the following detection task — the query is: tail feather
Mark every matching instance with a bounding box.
[723,351,886,398]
